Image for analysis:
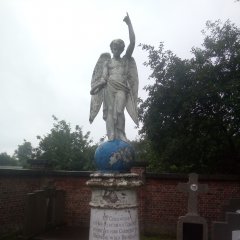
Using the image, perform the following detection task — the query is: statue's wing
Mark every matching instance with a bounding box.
[125,57,139,126]
[89,53,111,123]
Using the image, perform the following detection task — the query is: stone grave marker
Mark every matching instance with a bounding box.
[212,212,240,240]
[177,173,208,240]
[212,198,240,240]
[23,187,65,238]
[23,190,48,238]
[223,199,240,217]
[232,230,240,240]
[54,189,65,226]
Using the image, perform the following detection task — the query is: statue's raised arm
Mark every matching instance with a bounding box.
[123,13,135,58]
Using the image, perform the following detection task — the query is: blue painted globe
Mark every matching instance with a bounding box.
[94,140,135,172]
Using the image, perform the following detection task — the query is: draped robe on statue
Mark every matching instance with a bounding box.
[89,53,138,141]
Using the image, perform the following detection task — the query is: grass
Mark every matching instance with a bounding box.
[0,233,19,240]
[0,231,176,240]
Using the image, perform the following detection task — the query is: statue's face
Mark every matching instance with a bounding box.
[111,44,124,58]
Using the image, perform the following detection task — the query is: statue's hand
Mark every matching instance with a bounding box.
[100,79,107,85]
[90,79,107,95]
[123,12,131,25]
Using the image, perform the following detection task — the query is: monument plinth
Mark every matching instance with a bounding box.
[87,173,142,240]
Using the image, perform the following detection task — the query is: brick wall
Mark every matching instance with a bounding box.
[139,174,240,235]
[0,170,91,235]
[0,168,240,236]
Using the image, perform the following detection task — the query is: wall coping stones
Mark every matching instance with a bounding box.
[0,168,92,177]
[1,168,240,182]
[146,172,240,182]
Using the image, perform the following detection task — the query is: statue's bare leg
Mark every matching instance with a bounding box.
[115,90,127,142]
[105,87,115,141]
[106,112,115,141]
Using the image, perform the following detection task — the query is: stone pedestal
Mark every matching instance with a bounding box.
[87,173,142,240]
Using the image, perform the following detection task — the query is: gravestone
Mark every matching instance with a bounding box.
[212,212,240,240]
[23,187,65,238]
[223,199,240,217]
[44,186,65,228]
[232,230,240,240]
[177,173,208,240]
[212,198,240,240]
[23,190,48,238]
[54,189,65,226]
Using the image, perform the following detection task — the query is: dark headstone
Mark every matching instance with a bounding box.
[177,173,208,240]
[54,190,65,225]
[23,190,48,238]
[223,199,240,216]
[45,188,66,227]
[23,187,65,238]
[212,212,240,240]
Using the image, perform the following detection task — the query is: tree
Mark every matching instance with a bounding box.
[139,20,240,174]
[33,116,96,170]
[14,140,33,167]
[0,152,18,166]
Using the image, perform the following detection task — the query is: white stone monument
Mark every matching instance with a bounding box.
[232,230,240,240]
[89,13,138,142]
[87,13,142,240]
[87,173,142,240]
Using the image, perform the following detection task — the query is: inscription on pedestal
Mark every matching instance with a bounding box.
[89,208,139,240]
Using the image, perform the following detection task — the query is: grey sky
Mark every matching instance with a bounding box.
[0,0,240,155]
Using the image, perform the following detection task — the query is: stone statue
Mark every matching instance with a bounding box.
[89,13,139,142]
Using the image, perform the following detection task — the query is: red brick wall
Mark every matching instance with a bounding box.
[138,174,240,235]
[0,174,42,233]
[0,169,240,236]
[0,170,91,235]
[54,176,91,226]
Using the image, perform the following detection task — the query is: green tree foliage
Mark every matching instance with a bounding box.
[130,139,158,163]
[139,20,240,174]
[0,152,18,166]
[33,116,96,170]
[14,140,33,167]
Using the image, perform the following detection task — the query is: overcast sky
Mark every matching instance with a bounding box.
[0,0,240,155]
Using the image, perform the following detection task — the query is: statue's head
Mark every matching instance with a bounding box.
[110,39,125,57]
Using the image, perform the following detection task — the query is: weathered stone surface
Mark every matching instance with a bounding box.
[23,188,65,238]
[222,198,240,216]
[88,173,142,240]
[89,208,139,240]
[90,189,137,209]
[177,173,208,216]
[89,14,138,142]
[177,173,208,240]
[232,230,240,240]
[212,212,240,240]
[87,173,143,189]
[23,190,47,238]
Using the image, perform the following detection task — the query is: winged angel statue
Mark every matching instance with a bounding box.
[89,13,138,142]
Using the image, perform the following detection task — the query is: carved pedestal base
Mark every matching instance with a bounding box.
[87,173,142,240]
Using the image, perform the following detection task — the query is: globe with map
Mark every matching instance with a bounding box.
[94,140,135,172]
